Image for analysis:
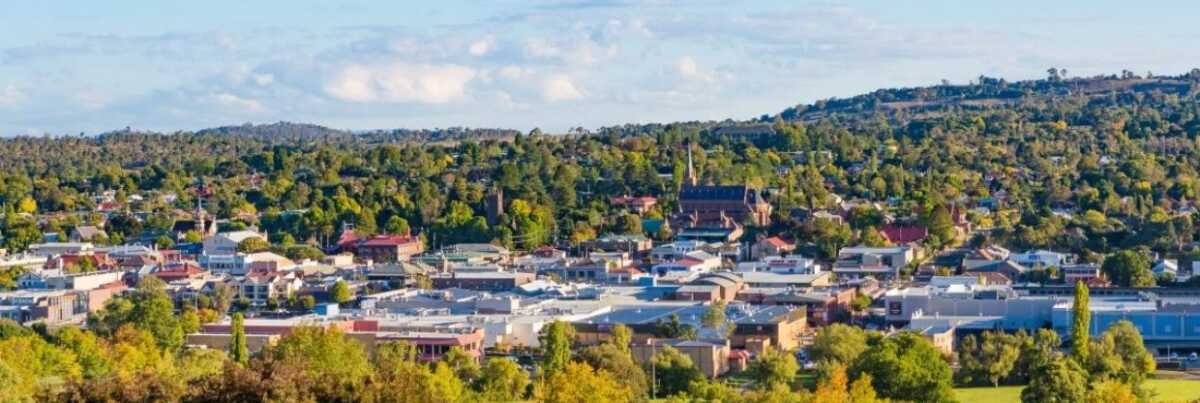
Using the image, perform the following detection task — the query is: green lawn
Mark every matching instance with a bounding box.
[954,378,1200,403]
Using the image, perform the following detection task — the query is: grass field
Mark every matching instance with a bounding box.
[954,378,1200,402]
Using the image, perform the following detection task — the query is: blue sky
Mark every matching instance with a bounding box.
[2,0,1199,135]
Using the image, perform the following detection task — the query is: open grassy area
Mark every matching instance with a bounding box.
[954,378,1200,402]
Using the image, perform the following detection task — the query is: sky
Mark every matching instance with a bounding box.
[2,0,1199,136]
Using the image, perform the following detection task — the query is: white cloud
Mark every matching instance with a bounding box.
[210,92,265,113]
[0,84,26,108]
[324,63,477,104]
[468,36,494,56]
[252,73,274,86]
[676,56,713,82]
[541,74,584,102]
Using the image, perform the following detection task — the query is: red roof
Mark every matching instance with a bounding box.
[337,230,361,251]
[360,234,419,247]
[761,236,794,248]
[611,195,657,206]
[880,225,928,244]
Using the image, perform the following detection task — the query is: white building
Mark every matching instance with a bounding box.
[202,231,267,257]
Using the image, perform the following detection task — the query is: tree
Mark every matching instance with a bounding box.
[539,320,575,376]
[809,324,868,368]
[536,362,633,403]
[269,325,372,398]
[812,362,850,403]
[652,313,697,340]
[701,301,727,331]
[330,280,352,305]
[1087,380,1137,403]
[1101,250,1154,287]
[1020,358,1087,403]
[617,213,642,235]
[745,346,798,390]
[297,295,316,311]
[849,332,954,403]
[860,226,890,247]
[579,343,649,398]
[475,357,529,402]
[127,277,184,351]
[650,345,705,397]
[609,323,631,355]
[1085,320,1155,393]
[1071,281,1090,364]
[441,346,481,383]
[385,215,411,235]
[1013,329,1059,383]
[958,331,1021,386]
[230,313,248,365]
[236,237,269,253]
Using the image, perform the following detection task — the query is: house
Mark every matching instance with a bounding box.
[1009,250,1072,268]
[28,242,94,258]
[738,272,832,288]
[652,251,722,278]
[0,289,80,324]
[879,224,928,245]
[355,234,424,263]
[751,237,795,259]
[610,195,658,214]
[1153,259,1179,280]
[736,255,820,275]
[1062,263,1102,284]
[762,287,854,324]
[69,226,107,242]
[367,261,437,288]
[201,251,294,275]
[585,234,653,254]
[676,272,745,302]
[631,339,731,378]
[431,271,535,291]
[833,246,915,280]
[234,271,303,306]
[203,230,267,257]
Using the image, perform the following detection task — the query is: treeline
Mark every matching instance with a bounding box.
[5,71,1200,279]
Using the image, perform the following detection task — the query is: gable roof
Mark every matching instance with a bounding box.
[680,185,756,203]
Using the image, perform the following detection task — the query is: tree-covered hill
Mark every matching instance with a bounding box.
[3,70,1200,269]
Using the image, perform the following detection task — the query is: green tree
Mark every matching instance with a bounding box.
[860,226,890,247]
[230,313,248,365]
[617,213,643,235]
[649,345,705,397]
[330,280,352,305]
[476,357,529,402]
[440,346,481,383]
[128,277,184,351]
[701,301,727,331]
[1085,320,1155,393]
[609,323,632,355]
[809,324,868,369]
[536,361,633,403]
[1020,358,1087,403]
[270,325,372,397]
[385,215,411,235]
[745,346,799,390]
[1071,281,1090,364]
[1101,250,1154,287]
[579,343,649,398]
[850,332,954,403]
[236,237,269,253]
[958,331,1021,386]
[539,320,575,376]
